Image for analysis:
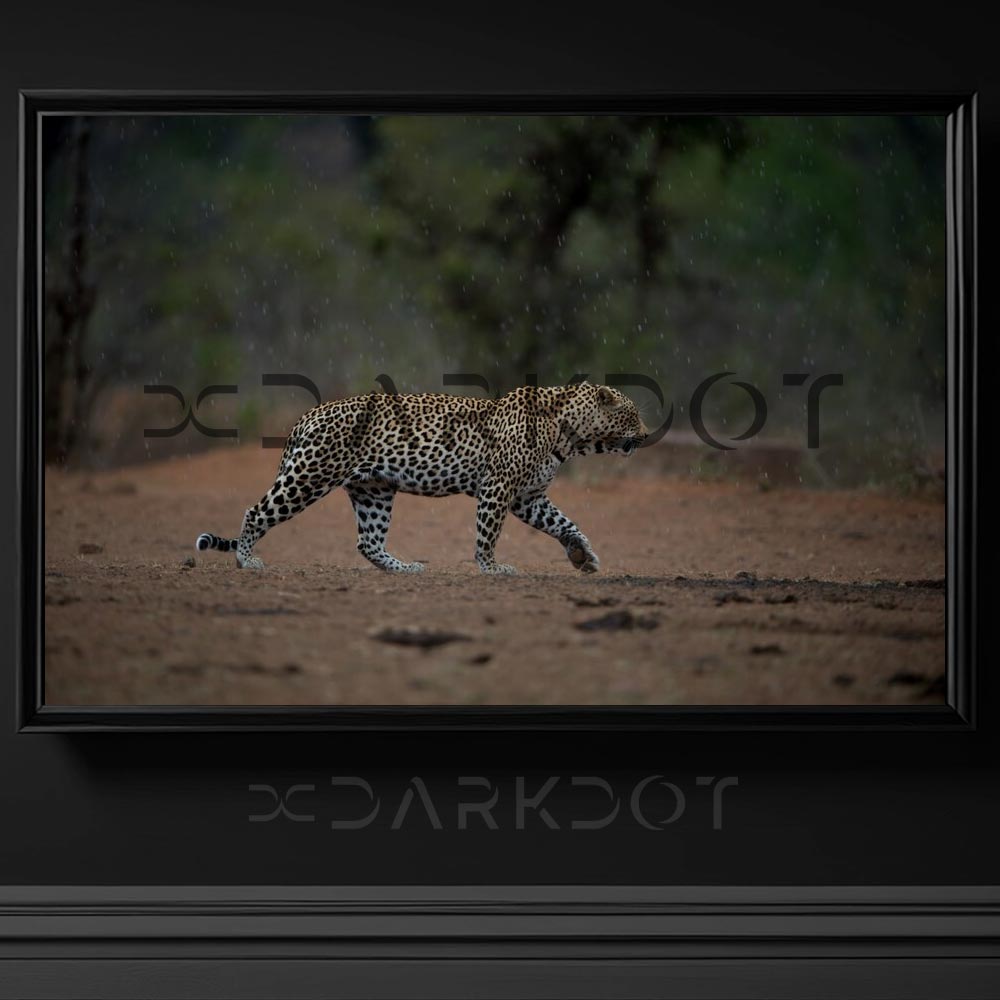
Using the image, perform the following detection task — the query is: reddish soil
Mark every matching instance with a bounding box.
[44,445,946,706]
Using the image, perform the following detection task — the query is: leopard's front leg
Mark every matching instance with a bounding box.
[475,477,517,575]
[510,493,600,573]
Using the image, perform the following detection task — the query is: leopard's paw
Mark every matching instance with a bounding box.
[567,542,600,574]
[480,562,518,576]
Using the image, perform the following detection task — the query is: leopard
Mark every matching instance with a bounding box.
[195,381,649,575]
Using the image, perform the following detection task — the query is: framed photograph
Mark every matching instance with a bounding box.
[2,2,994,998]
[20,93,975,730]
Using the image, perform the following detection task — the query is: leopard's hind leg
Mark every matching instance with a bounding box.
[234,466,339,569]
[346,482,424,573]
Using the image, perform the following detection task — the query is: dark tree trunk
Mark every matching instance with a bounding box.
[45,118,97,464]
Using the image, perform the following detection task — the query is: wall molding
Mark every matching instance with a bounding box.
[2,885,999,997]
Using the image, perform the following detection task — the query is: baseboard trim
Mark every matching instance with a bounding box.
[2,885,999,998]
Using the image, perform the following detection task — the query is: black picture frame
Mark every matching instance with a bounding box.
[18,91,977,733]
[3,2,996,997]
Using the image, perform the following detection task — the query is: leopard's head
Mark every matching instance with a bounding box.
[561,382,649,457]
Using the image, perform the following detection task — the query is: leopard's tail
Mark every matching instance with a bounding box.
[195,532,237,553]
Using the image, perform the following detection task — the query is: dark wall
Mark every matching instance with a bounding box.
[1,0,994,886]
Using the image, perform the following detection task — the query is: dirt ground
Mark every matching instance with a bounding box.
[44,445,946,706]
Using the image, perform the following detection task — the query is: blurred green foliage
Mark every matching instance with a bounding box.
[43,112,946,485]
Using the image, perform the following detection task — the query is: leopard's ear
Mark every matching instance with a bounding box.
[597,385,619,407]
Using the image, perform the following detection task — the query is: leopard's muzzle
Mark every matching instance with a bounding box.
[620,435,646,456]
